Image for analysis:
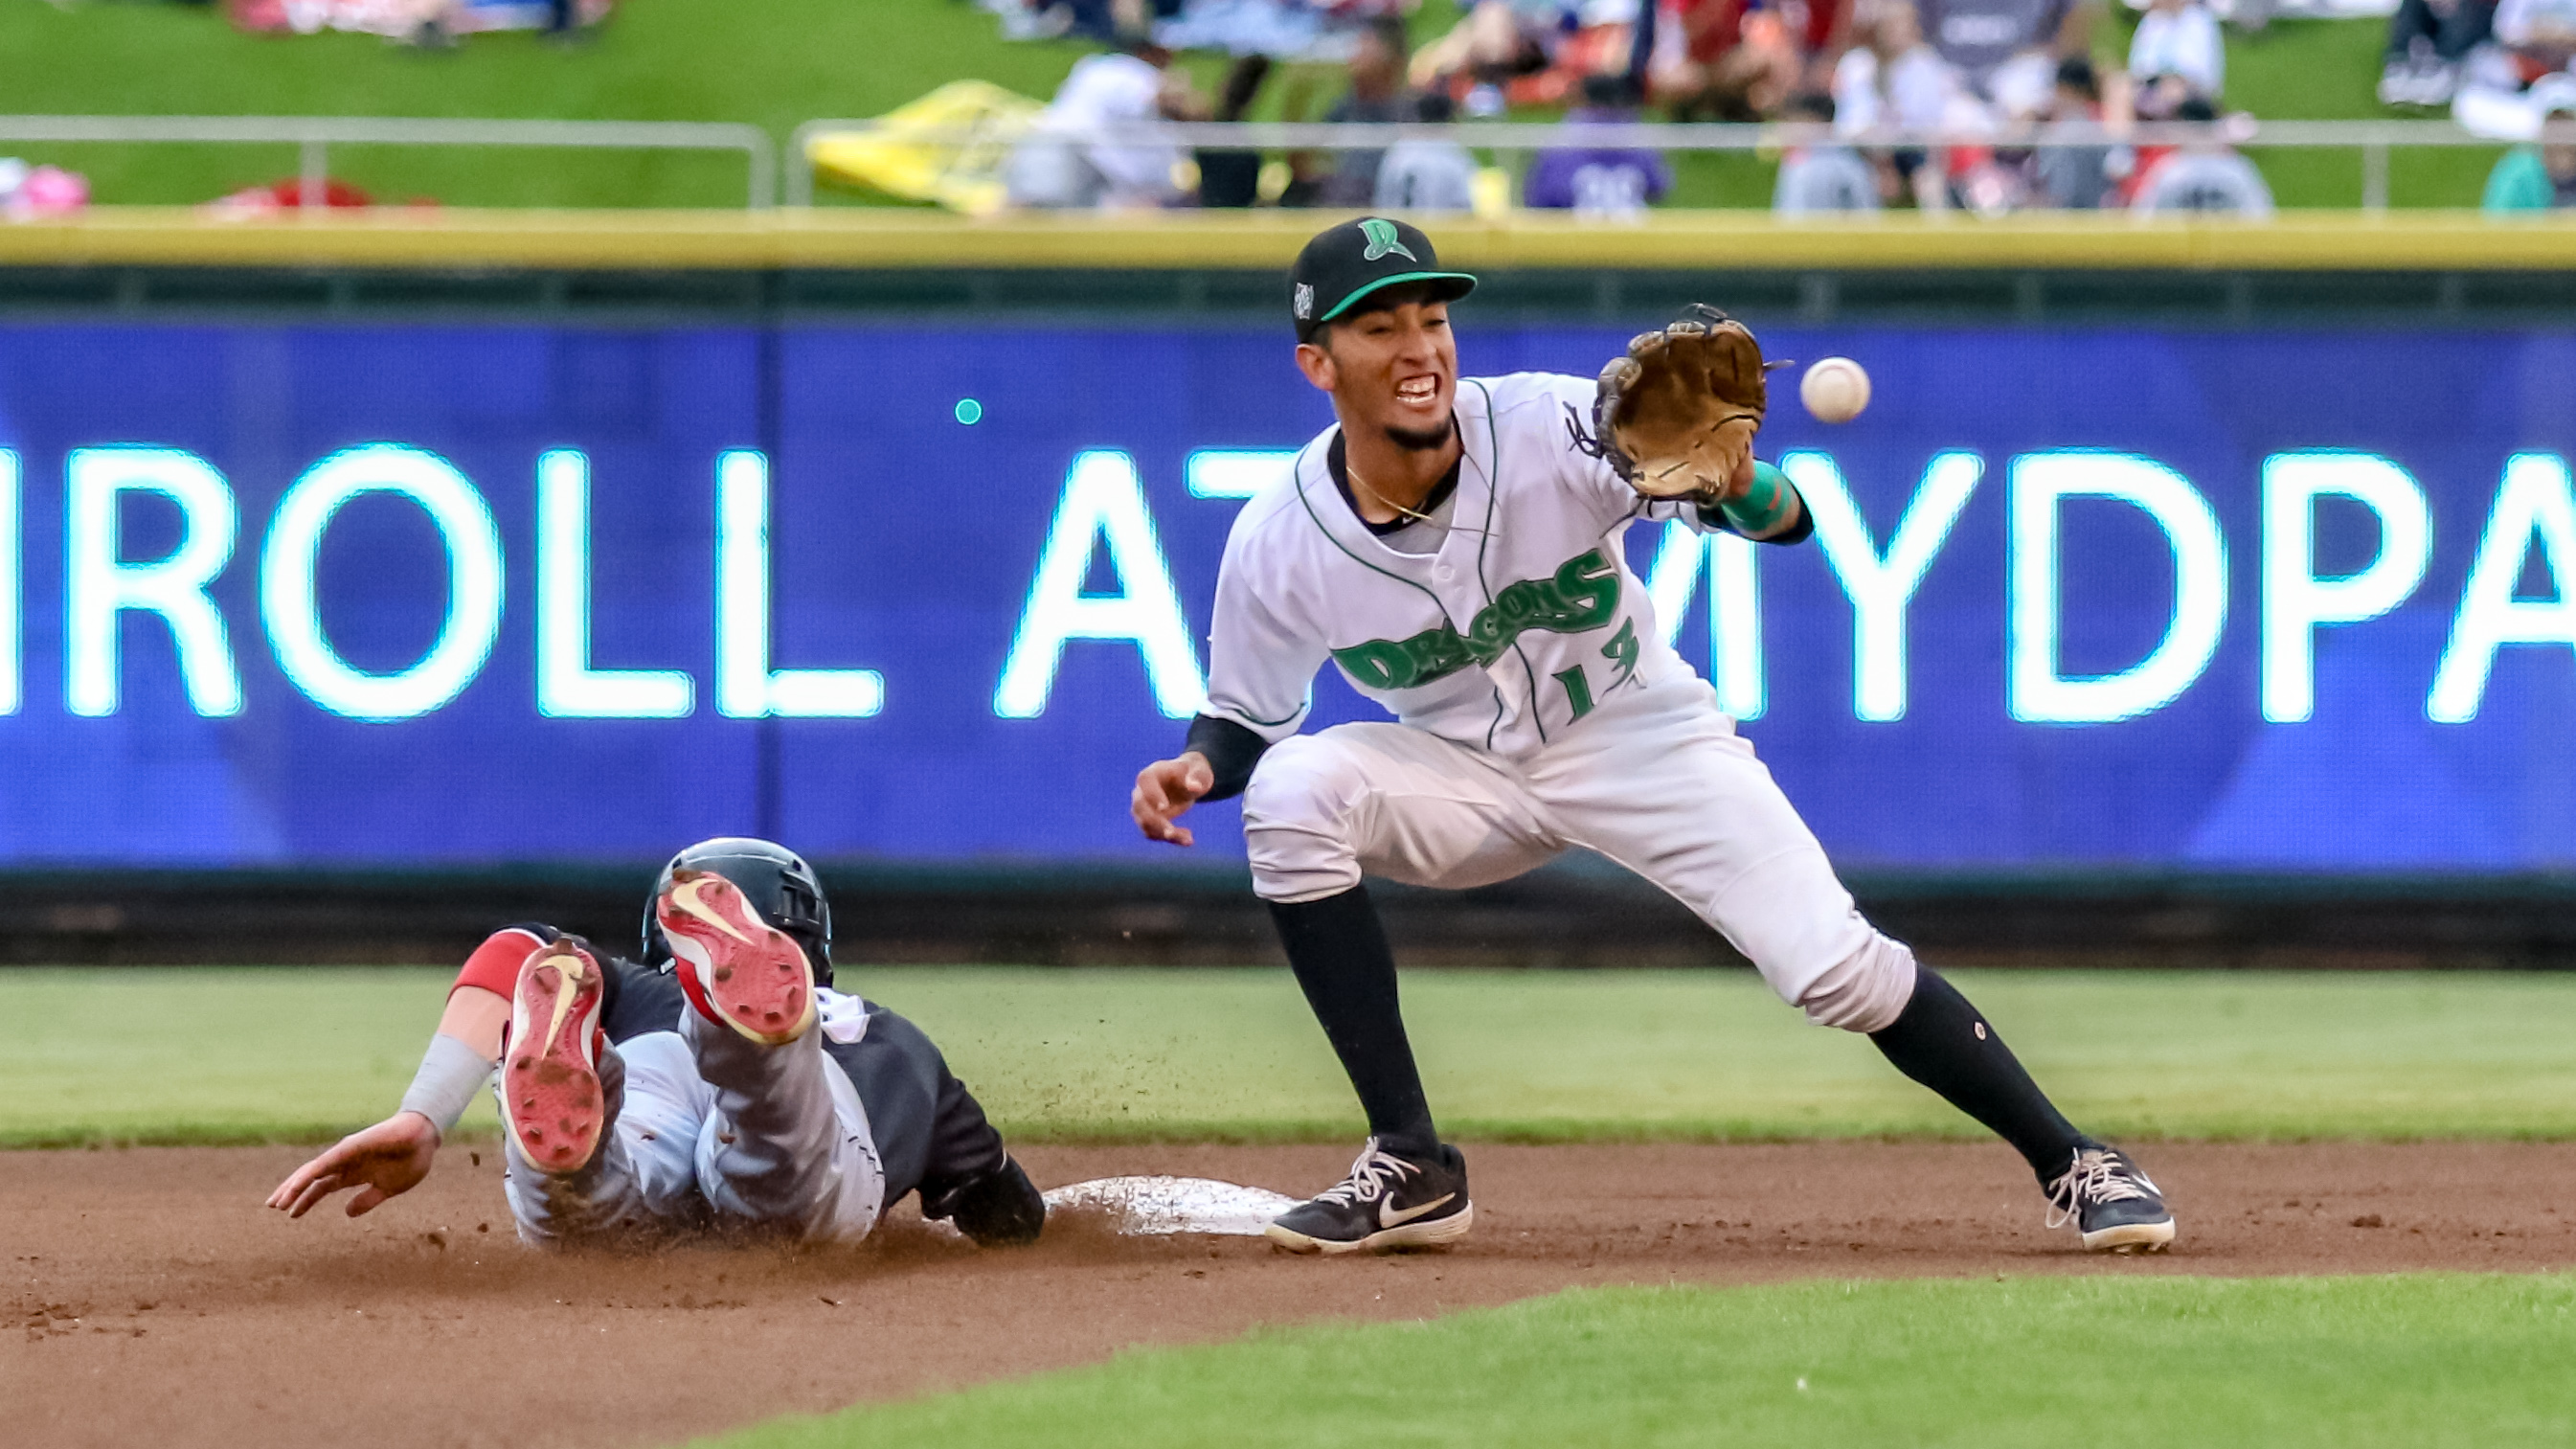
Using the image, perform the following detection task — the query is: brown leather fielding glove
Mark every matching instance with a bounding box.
[1592,304,1770,501]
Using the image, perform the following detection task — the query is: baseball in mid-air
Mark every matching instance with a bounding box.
[1799,357,1871,424]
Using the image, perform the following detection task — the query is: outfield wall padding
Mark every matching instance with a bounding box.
[2,209,2575,273]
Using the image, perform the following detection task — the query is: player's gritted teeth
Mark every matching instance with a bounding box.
[1302,294,1460,444]
[1374,360,1454,435]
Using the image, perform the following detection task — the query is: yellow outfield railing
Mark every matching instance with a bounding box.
[1,208,2574,272]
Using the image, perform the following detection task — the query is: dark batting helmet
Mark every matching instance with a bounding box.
[639,837,833,985]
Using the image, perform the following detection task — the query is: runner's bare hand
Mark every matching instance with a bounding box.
[1132,752,1215,847]
[266,1111,441,1219]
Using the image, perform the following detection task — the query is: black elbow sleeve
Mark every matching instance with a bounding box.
[1184,713,1271,802]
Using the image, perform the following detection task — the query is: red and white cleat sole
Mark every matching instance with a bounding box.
[502,939,608,1176]
[657,869,816,1047]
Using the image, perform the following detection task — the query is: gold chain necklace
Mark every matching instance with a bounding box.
[1345,458,1445,527]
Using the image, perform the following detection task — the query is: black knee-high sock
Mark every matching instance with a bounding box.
[1267,885,1439,1160]
[1870,966,2088,1183]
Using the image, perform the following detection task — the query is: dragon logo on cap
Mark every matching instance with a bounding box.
[1359,218,1416,262]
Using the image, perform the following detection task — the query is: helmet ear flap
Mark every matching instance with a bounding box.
[774,870,832,985]
[779,874,820,931]
[639,853,684,967]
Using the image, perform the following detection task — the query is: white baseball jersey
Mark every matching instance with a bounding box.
[1204,372,1729,758]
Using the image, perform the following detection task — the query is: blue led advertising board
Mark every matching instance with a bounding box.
[0,320,2569,872]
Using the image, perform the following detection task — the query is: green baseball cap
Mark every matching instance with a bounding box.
[1290,216,1478,342]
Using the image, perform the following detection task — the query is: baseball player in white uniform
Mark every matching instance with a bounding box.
[1131,216,2175,1257]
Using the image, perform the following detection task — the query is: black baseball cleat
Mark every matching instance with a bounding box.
[2045,1143,2176,1254]
[1266,1139,1474,1255]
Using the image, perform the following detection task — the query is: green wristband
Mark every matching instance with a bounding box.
[1710,461,1793,535]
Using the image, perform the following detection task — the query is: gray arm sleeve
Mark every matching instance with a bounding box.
[397,1031,497,1139]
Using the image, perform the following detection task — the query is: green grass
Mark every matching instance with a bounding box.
[705,1275,2576,1449]
[0,2,2495,208]
[0,0,1103,207]
[2226,17,2504,206]
[5,966,2574,1147]
[0,966,482,1146]
[0,0,1455,208]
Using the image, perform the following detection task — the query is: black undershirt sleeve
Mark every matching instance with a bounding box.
[1184,713,1271,802]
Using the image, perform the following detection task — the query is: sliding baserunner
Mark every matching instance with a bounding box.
[270,838,1044,1250]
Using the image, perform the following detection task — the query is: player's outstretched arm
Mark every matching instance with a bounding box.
[266,1111,441,1219]
[265,983,508,1219]
[1710,453,1808,542]
[1132,751,1215,847]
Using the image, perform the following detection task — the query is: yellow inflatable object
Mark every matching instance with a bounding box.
[805,80,1044,216]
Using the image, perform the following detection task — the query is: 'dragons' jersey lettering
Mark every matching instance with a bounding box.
[1203,374,1745,756]
[1329,548,1620,691]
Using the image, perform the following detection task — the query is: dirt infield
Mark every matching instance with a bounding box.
[9,1141,2575,1449]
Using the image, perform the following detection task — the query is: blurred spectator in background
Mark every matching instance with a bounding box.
[1150,0,1330,57]
[1005,39,1194,210]
[2379,0,2497,104]
[1833,1,1967,134]
[2481,101,2576,203]
[1773,91,1884,211]
[2032,55,2116,207]
[2452,0,2576,139]
[1267,63,1332,206]
[1835,1,1978,206]
[1318,14,1413,205]
[2128,0,2223,114]
[1666,0,1848,120]
[1375,90,1481,211]
[0,159,88,218]
[207,175,381,215]
[1410,0,1567,118]
[1194,54,1274,208]
[1030,0,1188,44]
[1916,0,2103,121]
[2131,95,2273,215]
[1525,74,1672,216]
[230,0,613,43]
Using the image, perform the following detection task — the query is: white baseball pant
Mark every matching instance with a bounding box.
[503,1007,888,1245]
[1240,676,1918,1031]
